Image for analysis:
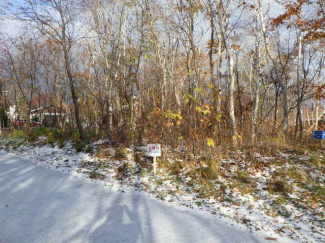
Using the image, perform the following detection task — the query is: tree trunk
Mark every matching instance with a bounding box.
[251,39,260,141]
[216,34,223,114]
[217,4,238,145]
[60,11,84,139]
[315,99,319,130]
[295,30,303,138]
[63,45,83,139]
[0,82,2,136]
[256,0,289,135]
[315,55,324,130]
[208,0,216,109]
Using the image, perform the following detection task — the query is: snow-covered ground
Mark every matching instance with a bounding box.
[0,137,324,243]
[0,151,272,243]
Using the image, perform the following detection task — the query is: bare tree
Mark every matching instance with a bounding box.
[21,0,84,138]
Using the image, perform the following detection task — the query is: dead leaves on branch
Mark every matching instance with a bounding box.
[271,0,324,41]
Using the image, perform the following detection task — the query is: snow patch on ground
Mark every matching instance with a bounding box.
[0,138,324,243]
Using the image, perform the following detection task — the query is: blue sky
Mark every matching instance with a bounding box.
[1,0,25,15]
[8,0,24,6]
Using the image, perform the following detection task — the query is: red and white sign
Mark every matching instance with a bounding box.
[146,144,161,157]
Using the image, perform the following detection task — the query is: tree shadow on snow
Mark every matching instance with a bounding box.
[0,152,261,243]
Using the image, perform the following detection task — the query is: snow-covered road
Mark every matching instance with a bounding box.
[0,152,273,243]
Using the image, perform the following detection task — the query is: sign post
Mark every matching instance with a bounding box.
[146,144,161,174]
[1,91,8,97]
[312,131,325,149]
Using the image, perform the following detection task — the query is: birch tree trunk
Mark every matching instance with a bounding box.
[216,3,238,144]
[216,34,223,114]
[251,38,260,141]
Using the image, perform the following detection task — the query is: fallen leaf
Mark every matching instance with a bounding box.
[265,237,277,241]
